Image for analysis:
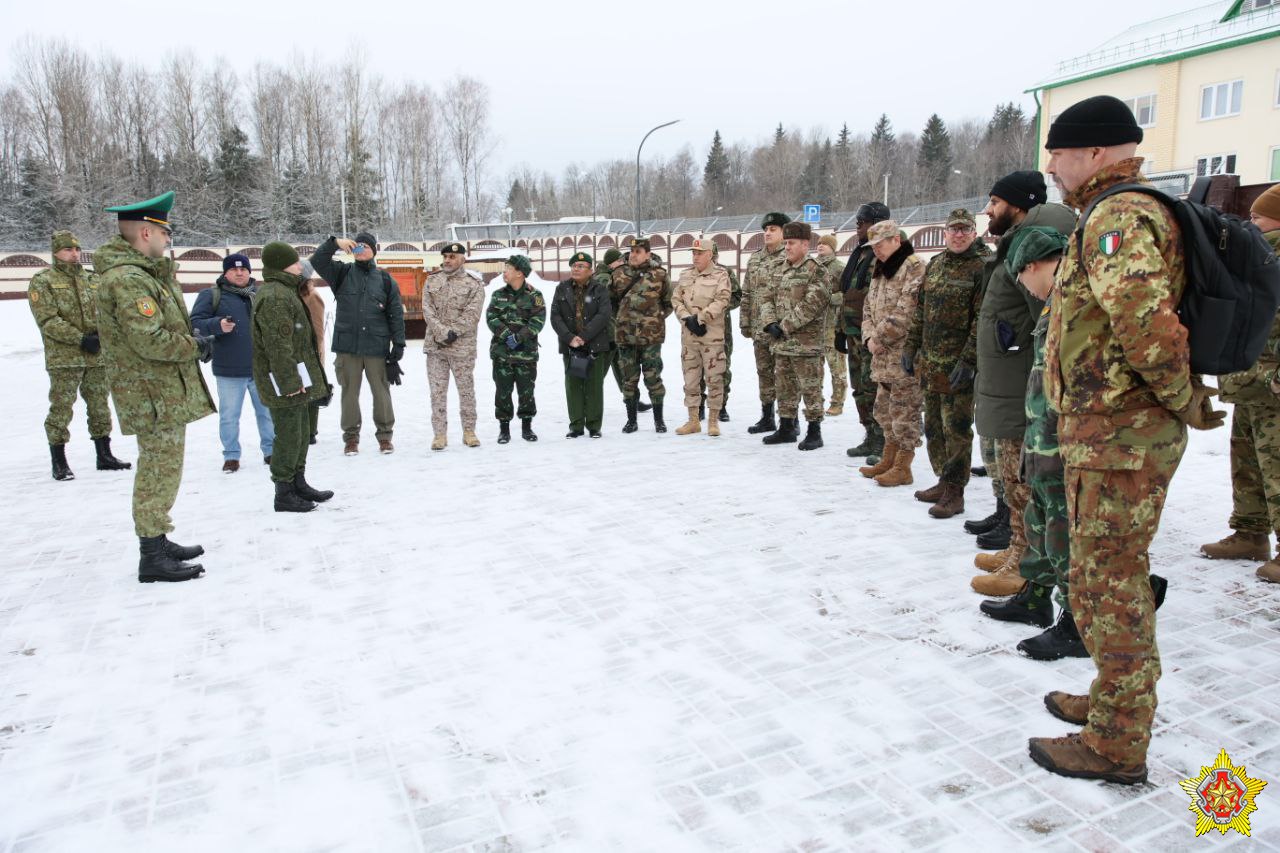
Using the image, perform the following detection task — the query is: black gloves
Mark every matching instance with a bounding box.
[900,351,915,376]
[445,331,459,345]
[194,333,214,363]
[835,331,848,354]
[316,392,332,408]
[80,333,100,355]
[385,358,403,386]
[948,360,976,392]
[390,343,405,362]
[765,323,784,340]
[684,316,701,334]
[996,320,1018,353]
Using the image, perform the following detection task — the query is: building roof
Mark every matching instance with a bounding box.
[1029,0,1280,91]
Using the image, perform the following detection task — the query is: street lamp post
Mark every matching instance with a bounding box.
[882,173,891,207]
[502,206,513,245]
[636,119,680,237]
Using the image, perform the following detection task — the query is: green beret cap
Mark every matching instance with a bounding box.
[569,251,593,266]
[1005,226,1068,278]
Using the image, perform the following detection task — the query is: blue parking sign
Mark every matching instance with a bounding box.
[803,204,821,223]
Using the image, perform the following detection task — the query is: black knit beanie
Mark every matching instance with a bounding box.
[1045,95,1144,149]
[989,170,1048,211]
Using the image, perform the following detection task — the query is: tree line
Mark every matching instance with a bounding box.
[0,36,1037,249]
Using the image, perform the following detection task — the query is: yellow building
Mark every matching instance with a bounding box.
[1029,0,1280,186]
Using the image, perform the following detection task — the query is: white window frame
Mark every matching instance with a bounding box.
[1200,79,1244,120]
[1270,145,1280,182]
[1122,94,1158,127]
[1196,152,1238,177]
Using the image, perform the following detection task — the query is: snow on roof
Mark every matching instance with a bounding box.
[1030,0,1280,90]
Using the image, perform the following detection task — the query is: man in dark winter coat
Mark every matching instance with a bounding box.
[551,252,613,438]
[310,232,406,455]
[191,253,274,473]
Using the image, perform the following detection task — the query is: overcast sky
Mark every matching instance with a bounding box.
[9,0,1202,178]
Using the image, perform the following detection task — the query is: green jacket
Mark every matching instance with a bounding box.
[1219,228,1280,405]
[974,203,1077,439]
[717,262,742,337]
[251,270,331,408]
[741,244,787,339]
[1022,297,1062,480]
[28,260,104,369]
[93,236,214,435]
[310,237,406,357]
[609,259,672,345]
[486,283,547,363]
[907,240,990,391]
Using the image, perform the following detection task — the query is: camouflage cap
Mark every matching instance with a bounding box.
[506,254,532,276]
[631,237,651,251]
[945,209,976,228]
[689,236,715,253]
[761,212,792,230]
[866,220,901,245]
[569,251,593,266]
[1004,226,1068,278]
[51,230,79,253]
[440,242,466,256]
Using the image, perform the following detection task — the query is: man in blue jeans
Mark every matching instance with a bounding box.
[190,253,274,472]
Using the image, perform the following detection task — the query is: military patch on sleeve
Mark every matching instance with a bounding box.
[1099,231,1123,256]
[28,290,38,303]
[136,297,157,317]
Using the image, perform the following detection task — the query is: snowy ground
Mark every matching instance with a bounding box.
[0,291,1277,853]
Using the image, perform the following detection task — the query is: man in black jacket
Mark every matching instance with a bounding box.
[310,232,406,455]
[550,252,613,438]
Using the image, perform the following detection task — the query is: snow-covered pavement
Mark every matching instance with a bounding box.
[0,293,1276,852]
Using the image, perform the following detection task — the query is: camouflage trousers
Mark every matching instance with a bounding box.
[269,404,312,483]
[1063,411,1187,766]
[1226,401,1280,535]
[923,390,973,486]
[774,354,824,422]
[980,435,1004,500]
[616,344,665,404]
[682,336,726,410]
[845,336,876,428]
[824,342,848,406]
[997,438,1030,559]
[426,346,477,435]
[44,366,113,445]
[493,359,537,421]
[335,353,394,443]
[753,337,776,405]
[1018,471,1070,613]
[873,380,922,448]
[698,324,733,407]
[133,425,185,538]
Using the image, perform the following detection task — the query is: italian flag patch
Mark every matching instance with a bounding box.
[1099,230,1123,256]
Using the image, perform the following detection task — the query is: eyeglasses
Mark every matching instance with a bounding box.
[945,226,975,234]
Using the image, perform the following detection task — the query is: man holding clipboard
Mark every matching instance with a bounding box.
[252,242,334,512]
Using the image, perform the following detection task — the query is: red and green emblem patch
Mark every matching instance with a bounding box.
[136,298,157,317]
[1099,231,1123,256]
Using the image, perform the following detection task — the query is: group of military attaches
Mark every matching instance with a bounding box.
[26,94,1280,789]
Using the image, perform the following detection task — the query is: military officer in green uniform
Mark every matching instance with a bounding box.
[487,255,547,443]
[741,212,791,434]
[28,229,131,480]
[95,191,215,583]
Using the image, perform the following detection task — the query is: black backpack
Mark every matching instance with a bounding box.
[1076,178,1280,376]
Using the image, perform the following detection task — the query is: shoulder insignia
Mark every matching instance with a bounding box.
[1099,231,1122,256]
[136,298,157,317]
[28,290,38,302]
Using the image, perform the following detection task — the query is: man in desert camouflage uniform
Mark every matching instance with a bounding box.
[610,237,672,433]
[692,242,741,423]
[424,242,486,450]
[759,222,832,450]
[904,209,988,518]
[741,212,791,435]
[838,203,890,461]
[94,191,214,583]
[672,237,731,436]
[1028,96,1224,784]
[1200,182,1280,583]
[814,235,848,417]
[29,229,131,481]
[859,220,926,487]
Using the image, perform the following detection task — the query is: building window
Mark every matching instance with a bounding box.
[1196,153,1238,177]
[1122,94,1157,127]
[1200,80,1244,119]
[1271,147,1280,181]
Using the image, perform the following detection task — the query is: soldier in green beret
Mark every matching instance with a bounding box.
[95,191,214,583]
[551,252,613,437]
[486,255,546,443]
[28,229,131,480]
